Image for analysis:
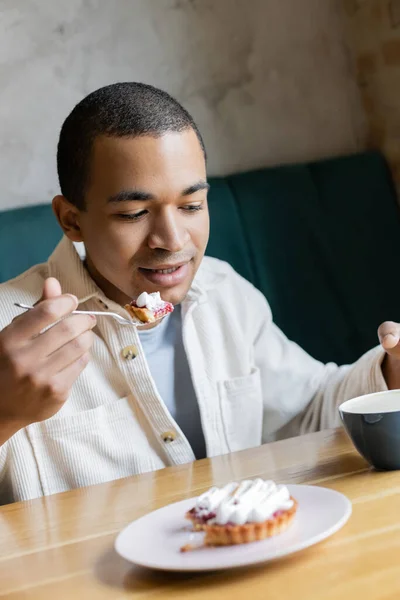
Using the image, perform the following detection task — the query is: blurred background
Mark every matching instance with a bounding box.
[1,0,388,211]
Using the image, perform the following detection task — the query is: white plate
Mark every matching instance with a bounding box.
[115,484,351,572]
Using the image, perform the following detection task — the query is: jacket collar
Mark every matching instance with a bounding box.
[47,236,224,309]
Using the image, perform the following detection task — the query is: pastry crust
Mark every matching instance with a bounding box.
[125,304,155,323]
[125,299,174,323]
[203,497,298,546]
[186,497,298,546]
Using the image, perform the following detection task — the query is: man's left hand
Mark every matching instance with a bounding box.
[378,321,400,389]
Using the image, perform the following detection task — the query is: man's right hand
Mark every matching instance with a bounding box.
[0,277,96,445]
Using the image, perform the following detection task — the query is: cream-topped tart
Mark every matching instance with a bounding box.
[125,291,174,323]
[185,478,297,546]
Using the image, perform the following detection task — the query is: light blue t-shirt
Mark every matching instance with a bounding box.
[138,306,207,460]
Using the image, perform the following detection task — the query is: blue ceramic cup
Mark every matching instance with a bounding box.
[339,390,400,470]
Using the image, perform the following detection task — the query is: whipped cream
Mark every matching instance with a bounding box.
[194,482,238,519]
[196,479,293,526]
[136,291,165,311]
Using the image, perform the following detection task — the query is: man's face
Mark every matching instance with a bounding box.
[64,129,209,306]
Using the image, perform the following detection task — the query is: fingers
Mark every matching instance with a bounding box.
[33,352,92,407]
[11,277,64,326]
[30,313,96,358]
[7,294,78,345]
[42,330,94,375]
[51,352,91,397]
[378,321,400,352]
[40,277,62,301]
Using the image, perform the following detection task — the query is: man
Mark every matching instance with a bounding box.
[0,82,399,504]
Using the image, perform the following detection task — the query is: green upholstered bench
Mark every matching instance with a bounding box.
[1,150,399,366]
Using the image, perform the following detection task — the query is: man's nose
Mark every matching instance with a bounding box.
[147,208,190,252]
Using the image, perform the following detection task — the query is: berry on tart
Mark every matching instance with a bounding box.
[125,292,174,323]
[183,478,297,548]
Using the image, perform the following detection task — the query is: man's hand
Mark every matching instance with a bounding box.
[378,321,400,389]
[0,278,96,445]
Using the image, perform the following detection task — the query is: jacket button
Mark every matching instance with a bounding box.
[161,430,177,443]
[121,345,138,360]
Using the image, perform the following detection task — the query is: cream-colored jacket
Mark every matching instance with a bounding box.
[0,237,386,503]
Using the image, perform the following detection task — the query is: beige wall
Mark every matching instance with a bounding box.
[1,0,364,210]
[342,0,400,190]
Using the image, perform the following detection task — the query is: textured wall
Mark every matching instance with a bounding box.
[0,0,364,210]
[342,0,400,191]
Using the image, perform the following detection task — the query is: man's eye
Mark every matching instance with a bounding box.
[117,211,148,221]
[181,205,203,212]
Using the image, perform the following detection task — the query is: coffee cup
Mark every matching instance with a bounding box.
[339,390,400,470]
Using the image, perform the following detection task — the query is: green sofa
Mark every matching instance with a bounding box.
[1,150,400,365]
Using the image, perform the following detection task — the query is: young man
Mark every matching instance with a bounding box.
[0,82,399,504]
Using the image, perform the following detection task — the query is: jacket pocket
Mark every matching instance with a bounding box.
[26,397,165,496]
[217,367,263,452]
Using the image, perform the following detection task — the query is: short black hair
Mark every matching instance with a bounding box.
[57,82,206,209]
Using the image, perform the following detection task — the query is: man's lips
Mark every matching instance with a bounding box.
[139,262,187,273]
[138,262,190,286]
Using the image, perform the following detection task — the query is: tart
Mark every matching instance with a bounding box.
[184,478,297,547]
[125,291,174,323]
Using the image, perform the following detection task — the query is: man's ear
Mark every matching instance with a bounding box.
[52,195,83,242]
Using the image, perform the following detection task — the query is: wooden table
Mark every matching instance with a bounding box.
[0,428,399,599]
